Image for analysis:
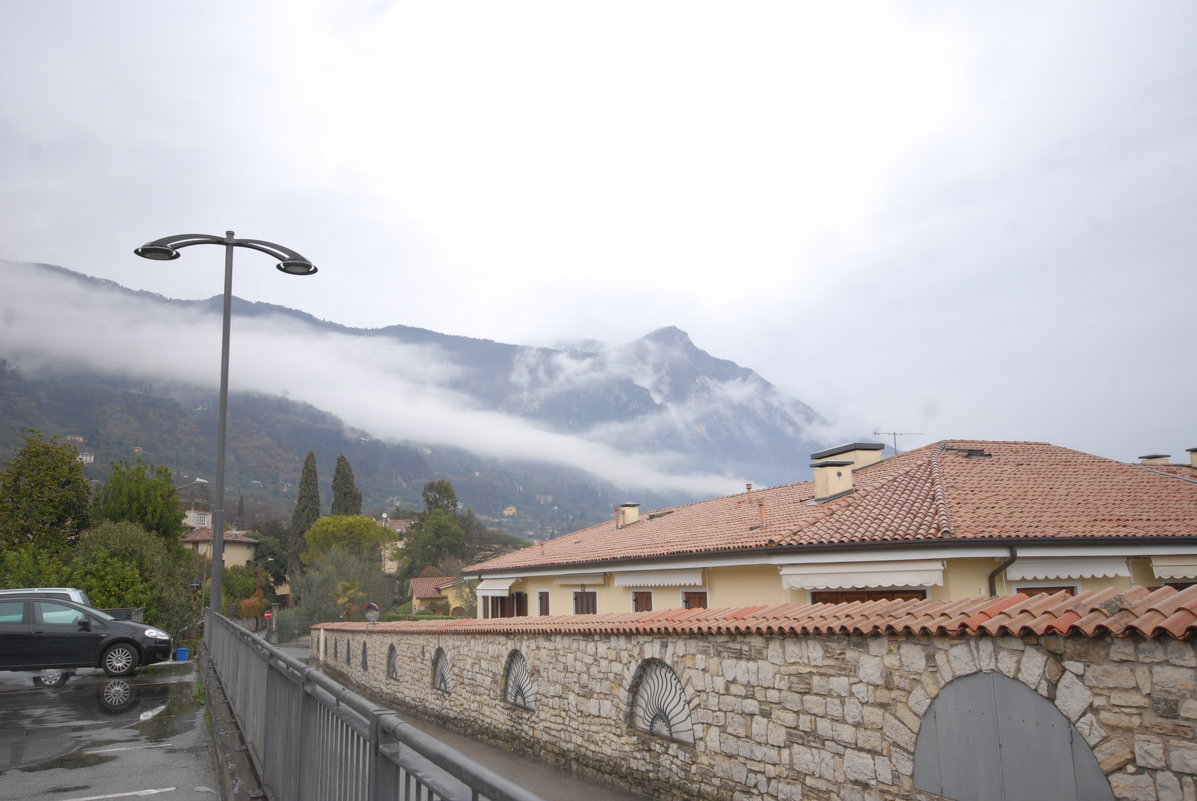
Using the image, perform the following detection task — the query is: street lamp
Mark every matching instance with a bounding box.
[135,231,316,615]
[174,477,209,491]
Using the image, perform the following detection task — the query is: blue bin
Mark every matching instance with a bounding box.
[174,647,189,661]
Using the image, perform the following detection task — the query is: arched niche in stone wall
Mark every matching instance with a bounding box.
[503,650,535,710]
[628,658,695,745]
[914,671,1114,801]
[431,647,451,693]
[386,644,399,680]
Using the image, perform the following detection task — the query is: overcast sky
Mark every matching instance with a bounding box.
[2,1,1194,466]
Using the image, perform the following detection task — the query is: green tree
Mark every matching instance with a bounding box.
[330,454,362,516]
[288,452,320,575]
[91,458,183,541]
[250,533,288,586]
[302,515,388,566]
[72,521,203,642]
[421,479,459,515]
[400,508,467,581]
[294,548,390,623]
[222,564,258,603]
[0,545,69,588]
[235,494,246,529]
[0,430,91,552]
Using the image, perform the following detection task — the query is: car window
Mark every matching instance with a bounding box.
[34,600,85,626]
[0,600,23,623]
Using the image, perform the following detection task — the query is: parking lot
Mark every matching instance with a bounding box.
[0,660,220,801]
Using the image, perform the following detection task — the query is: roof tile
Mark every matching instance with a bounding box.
[318,587,1197,640]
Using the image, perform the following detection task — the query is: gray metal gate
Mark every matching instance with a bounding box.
[206,611,547,801]
[913,671,1113,801]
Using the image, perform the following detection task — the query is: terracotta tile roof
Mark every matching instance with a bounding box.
[409,576,449,600]
[316,585,1197,640]
[181,527,259,544]
[1131,462,1197,481]
[467,440,1197,573]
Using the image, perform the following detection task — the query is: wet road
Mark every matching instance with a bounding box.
[0,661,219,801]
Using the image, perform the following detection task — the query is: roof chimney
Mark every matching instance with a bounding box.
[617,503,640,527]
[1188,448,1197,468]
[1139,453,1171,464]
[810,442,886,469]
[810,460,854,501]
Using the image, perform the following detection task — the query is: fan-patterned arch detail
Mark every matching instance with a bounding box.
[504,650,535,710]
[630,659,694,744]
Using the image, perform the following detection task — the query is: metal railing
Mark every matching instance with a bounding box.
[205,612,548,801]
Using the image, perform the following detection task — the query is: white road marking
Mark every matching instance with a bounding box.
[58,789,177,800]
[85,743,172,754]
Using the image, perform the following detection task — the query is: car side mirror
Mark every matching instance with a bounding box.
[76,617,91,632]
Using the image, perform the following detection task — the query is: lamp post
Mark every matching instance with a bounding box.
[135,231,316,615]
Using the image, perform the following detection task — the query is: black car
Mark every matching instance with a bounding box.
[0,595,172,676]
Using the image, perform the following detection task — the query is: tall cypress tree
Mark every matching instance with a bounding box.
[288,452,321,574]
[330,454,362,516]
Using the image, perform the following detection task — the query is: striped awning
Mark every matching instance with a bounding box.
[614,569,703,587]
[476,578,515,597]
[553,574,605,586]
[1151,556,1197,580]
[1006,558,1130,582]
[780,560,945,591]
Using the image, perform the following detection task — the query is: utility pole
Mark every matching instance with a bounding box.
[873,431,923,456]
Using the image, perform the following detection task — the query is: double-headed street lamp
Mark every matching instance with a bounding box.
[135,231,316,614]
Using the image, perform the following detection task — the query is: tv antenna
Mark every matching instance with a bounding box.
[874,431,923,455]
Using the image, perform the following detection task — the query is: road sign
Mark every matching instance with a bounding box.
[264,610,273,619]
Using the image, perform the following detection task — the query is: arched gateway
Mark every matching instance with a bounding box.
[914,672,1113,801]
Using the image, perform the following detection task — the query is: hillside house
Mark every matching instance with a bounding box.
[466,440,1197,617]
[181,527,259,568]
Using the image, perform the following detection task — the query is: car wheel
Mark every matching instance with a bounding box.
[102,643,139,676]
[35,669,71,687]
[99,679,138,712]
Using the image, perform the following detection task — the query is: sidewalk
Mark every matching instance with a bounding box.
[274,637,650,801]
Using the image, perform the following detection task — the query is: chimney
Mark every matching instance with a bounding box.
[617,503,640,527]
[746,483,754,501]
[811,460,854,501]
[1188,448,1197,468]
[810,442,886,470]
[757,500,766,527]
[1139,453,1171,465]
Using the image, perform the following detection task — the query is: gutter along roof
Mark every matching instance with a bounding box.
[318,585,1197,640]
[467,440,1197,575]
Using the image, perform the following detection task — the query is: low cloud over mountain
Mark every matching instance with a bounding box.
[2,261,836,497]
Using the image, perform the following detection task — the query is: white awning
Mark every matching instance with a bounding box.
[1006,558,1130,582]
[1151,556,1197,580]
[779,560,944,591]
[554,574,605,586]
[476,578,515,597]
[614,569,703,587]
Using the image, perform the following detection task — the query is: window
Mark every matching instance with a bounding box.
[574,591,597,614]
[34,601,83,625]
[810,589,927,604]
[485,593,528,617]
[538,591,549,616]
[513,591,528,617]
[0,600,23,623]
[633,591,653,612]
[682,592,707,610]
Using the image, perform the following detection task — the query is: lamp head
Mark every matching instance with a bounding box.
[134,244,181,261]
[277,259,317,276]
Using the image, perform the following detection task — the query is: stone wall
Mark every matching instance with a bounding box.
[312,625,1197,801]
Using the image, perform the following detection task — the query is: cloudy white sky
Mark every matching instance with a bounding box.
[1,1,1194,466]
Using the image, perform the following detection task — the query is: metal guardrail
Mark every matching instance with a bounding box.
[205,611,548,801]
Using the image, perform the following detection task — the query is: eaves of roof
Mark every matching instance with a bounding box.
[316,585,1197,641]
